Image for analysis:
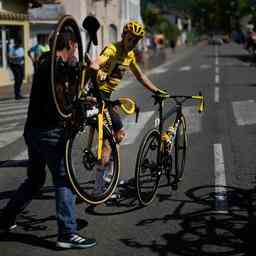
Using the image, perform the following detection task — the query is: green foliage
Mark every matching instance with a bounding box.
[156,16,181,42]
[141,0,253,32]
[141,4,180,42]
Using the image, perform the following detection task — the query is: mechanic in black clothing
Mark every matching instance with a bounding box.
[0,28,96,249]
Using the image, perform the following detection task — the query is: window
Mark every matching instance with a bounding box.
[109,24,117,42]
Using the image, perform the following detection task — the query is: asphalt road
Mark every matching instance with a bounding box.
[0,42,256,256]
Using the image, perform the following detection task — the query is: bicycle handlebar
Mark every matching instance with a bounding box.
[152,91,205,113]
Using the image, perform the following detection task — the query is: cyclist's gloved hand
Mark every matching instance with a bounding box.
[156,88,169,98]
[96,70,108,83]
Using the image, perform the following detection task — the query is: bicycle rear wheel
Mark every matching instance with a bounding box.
[135,129,161,206]
[65,120,120,205]
[51,15,83,119]
[174,115,187,181]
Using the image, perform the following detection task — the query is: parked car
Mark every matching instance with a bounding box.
[208,35,224,45]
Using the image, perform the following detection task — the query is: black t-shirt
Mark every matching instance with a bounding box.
[25,51,63,129]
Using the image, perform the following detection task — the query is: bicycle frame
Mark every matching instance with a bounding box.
[153,93,204,174]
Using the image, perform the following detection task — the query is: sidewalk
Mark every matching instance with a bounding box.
[0,81,31,101]
[0,45,198,101]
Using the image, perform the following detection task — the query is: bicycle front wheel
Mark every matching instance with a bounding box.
[135,129,161,206]
[174,115,187,181]
[65,121,120,205]
[51,15,83,119]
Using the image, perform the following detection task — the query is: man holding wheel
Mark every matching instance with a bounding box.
[0,26,96,249]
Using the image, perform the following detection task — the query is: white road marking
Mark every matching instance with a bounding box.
[214,87,220,103]
[200,64,211,69]
[0,104,28,111]
[215,66,219,74]
[0,98,29,105]
[0,114,26,123]
[0,108,27,116]
[232,100,256,125]
[13,149,28,160]
[182,106,202,134]
[215,74,220,84]
[214,143,228,213]
[150,66,169,74]
[0,130,23,148]
[0,122,19,132]
[121,111,154,145]
[179,66,191,72]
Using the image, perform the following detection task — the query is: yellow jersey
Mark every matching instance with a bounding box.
[98,42,140,94]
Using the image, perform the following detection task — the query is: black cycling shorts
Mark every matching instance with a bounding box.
[108,106,123,132]
[98,90,123,132]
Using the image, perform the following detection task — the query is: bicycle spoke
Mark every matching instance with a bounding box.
[65,123,120,205]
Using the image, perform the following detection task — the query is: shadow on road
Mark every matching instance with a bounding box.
[0,160,28,168]
[0,186,55,201]
[0,210,88,251]
[120,184,256,256]
[85,181,143,216]
[85,177,173,216]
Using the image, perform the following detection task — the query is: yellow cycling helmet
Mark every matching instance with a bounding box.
[123,20,145,38]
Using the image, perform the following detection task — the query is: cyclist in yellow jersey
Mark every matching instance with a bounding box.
[90,20,169,195]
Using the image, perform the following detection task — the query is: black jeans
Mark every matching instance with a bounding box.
[9,63,24,98]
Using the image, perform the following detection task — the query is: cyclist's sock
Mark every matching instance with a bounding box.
[94,167,106,194]
[104,160,113,182]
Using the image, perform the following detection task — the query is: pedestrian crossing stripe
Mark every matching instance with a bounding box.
[14,149,28,161]
[183,106,203,134]
[0,122,19,133]
[0,104,28,112]
[179,66,191,71]
[232,100,256,126]
[150,66,169,74]
[0,108,27,116]
[121,111,154,145]
[0,114,27,124]
[0,130,23,148]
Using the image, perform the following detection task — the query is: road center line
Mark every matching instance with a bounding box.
[215,74,220,84]
[213,143,228,213]
[214,87,220,103]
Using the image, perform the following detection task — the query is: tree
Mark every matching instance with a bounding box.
[142,4,180,43]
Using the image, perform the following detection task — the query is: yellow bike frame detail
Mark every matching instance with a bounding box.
[97,102,105,160]
[191,95,204,113]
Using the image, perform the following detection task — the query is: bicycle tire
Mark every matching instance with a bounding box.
[135,129,161,206]
[65,120,120,205]
[51,15,83,119]
[174,115,187,181]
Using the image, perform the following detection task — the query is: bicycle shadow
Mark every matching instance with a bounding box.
[85,181,142,216]
[0,160,28,168]
[120,184,256,256]
[0,186,56,202]
[85,176,174,216]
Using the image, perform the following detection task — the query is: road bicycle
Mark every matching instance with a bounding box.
[50,15,139,205]
[135,91,204,206]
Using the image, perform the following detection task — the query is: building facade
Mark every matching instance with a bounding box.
[0,0,143,87]
[0,0,29,86]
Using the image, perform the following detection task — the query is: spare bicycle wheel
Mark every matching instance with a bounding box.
[51,15,83,119]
